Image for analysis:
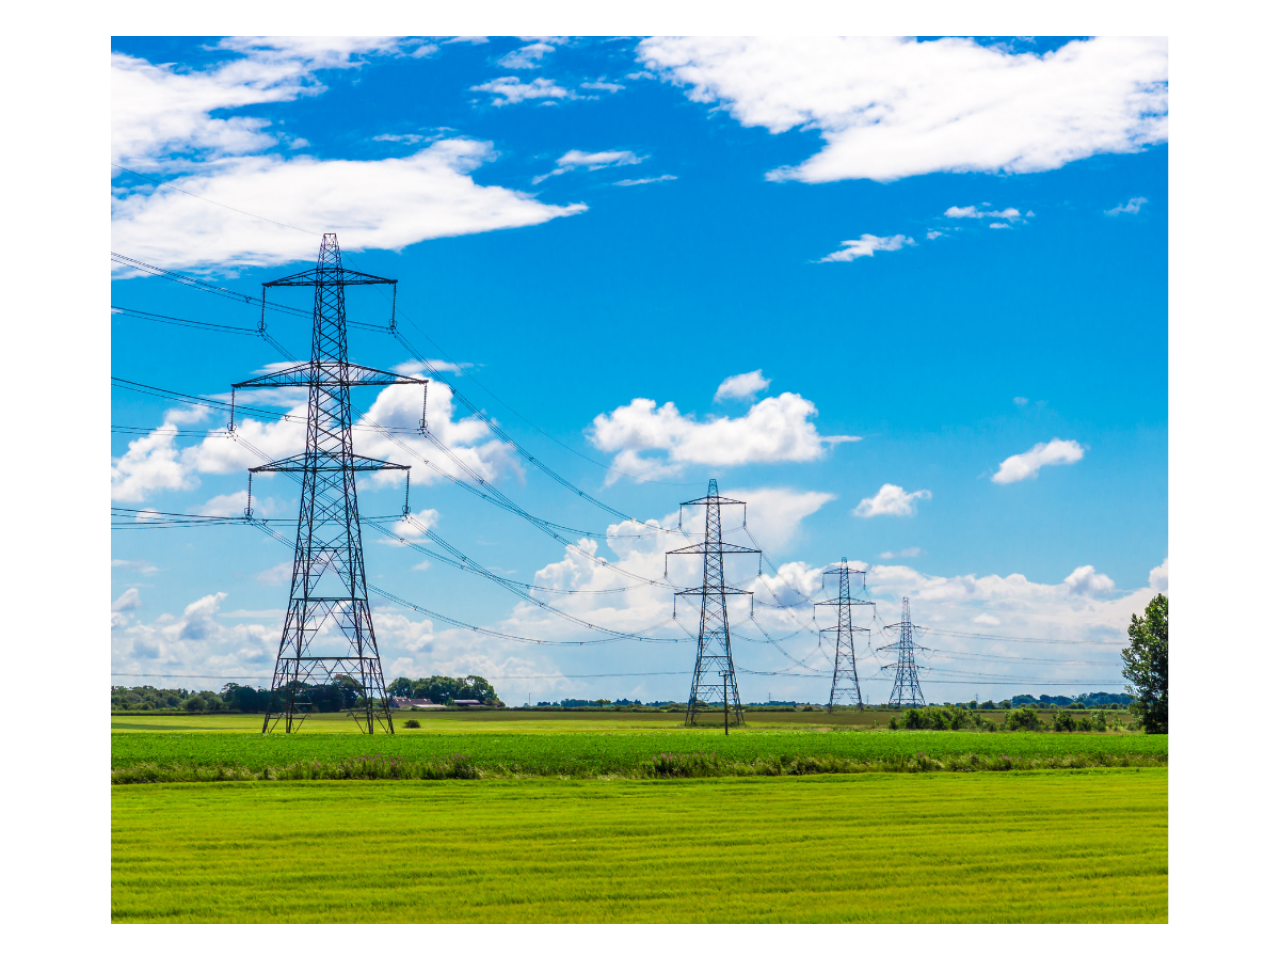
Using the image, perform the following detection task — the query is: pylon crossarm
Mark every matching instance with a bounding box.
[250,454,409,474]
[264,267,397,287]
[666,542,760,556]
[233,362,427,390]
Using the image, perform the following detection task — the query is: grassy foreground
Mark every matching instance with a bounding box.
[112,769,1167,922]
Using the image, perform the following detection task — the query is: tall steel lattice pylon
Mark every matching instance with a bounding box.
[232,233,427,733]
[815,558,873,711]
[879,597,927,707]
[666,480,761,727]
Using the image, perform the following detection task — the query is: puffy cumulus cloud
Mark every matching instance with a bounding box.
[109,587,498,691]
[110,415,202,502]
[256,562,293,586]
[721,487,836,550]
[639,36,1167,183]
[385,509,442,544]
[992,438,1085,484]
[714,370,771,403]
[853,484,932,518]
[110,381,520,509]
[1106,196,1149,216]
[112,39,418,169]
[820,234,914,261]
[1148,558,1169,592]
[588,391,859,483]
[1064,565,1116,597]
[471,76,575,106]
[112,588,143,612]
[112,140,586,273]
[533,149,643,183]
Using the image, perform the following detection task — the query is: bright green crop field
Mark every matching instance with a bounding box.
[112,769,1167,922]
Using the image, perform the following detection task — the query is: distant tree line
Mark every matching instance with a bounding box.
[111,674,501,713]
[387,675,501,706]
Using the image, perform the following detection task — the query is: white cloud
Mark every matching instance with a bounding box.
[640,36,1167,183]
[471,76,575,106]
[581,80,625,93]
[614,175,678,187]
[111,139,586,273]
[945,205,1022,220]
[926,230,944,240]
[110,380,520,510]
[113,558,159,575]
[112,41,412,170]
[113,588,143,612]
[820,234,914,262]
[111,416,201,502]
[1064,565,1116,597]
[721,487,836,550]
[992,438,1085,484]
[853,484,932,518]
[1014,397,1029,406]
[714,370,771,403]
[199,491,285,518]
[534,149,643,183]
[256,562,293,586]
[1106,196,1148,216]
[392,359,472,377]
[1148,558,1169,592]
[497,40,563,70]
[972,613,1001,626]
[879,547,922,560]
[588,391,859,483]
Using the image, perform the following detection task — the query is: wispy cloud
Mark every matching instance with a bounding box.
[992,438,1085,484]
[820,234,914,262]
[471,76,574,106]
[1106,196,1148,216]
[614,175,677,187]
[533,149,643,183]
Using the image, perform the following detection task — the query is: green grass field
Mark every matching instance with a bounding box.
[112,769,1167,922]
[112,728,1166,781]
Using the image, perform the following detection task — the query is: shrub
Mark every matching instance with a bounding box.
[1004,706,1042,731]
[1052,710,1077,732]
[401,719,421,729]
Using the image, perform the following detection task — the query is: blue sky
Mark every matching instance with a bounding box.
[110,36,1168,703]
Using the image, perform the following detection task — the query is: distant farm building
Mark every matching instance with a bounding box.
[389,697,445,710]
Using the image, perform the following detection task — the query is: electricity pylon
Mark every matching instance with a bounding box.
[879,597,926,707]
[815,558,872,711]
[666,479,760,727]
[233,233,427,733]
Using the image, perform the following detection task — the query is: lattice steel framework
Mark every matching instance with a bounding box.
[815,558,872,711]
[666,480,760,727]
[879,597,927,707]
[232,233,426,733]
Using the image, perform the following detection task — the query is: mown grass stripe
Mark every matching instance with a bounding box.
[112,770,1167,923]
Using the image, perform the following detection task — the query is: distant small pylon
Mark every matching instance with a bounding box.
[879,597,926,707]
[815,558,873,711]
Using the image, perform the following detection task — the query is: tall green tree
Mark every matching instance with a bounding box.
[1122,593,1168,734]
